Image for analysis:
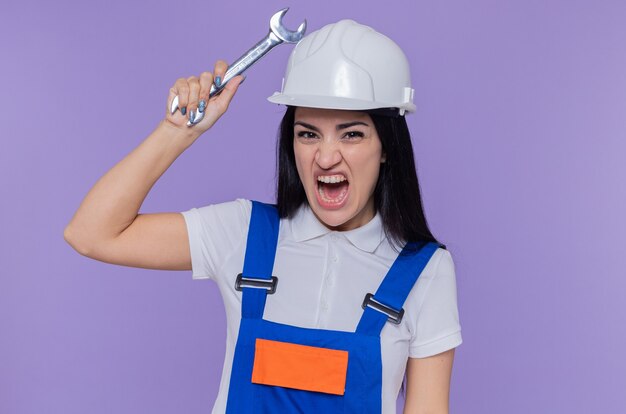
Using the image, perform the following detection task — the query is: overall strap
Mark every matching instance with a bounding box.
[239,201,280,319]
[356,241,440,336]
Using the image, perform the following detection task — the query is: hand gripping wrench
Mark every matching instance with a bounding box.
[170,8,306,126]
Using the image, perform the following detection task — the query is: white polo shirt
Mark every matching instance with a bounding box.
[182,199,462,414]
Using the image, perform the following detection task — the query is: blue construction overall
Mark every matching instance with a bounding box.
[225,201,439,413]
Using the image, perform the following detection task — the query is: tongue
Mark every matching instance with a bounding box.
[322,181,349,199]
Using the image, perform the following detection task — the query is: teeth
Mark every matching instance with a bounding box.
[317,175,347,184]
[318,183,349,203]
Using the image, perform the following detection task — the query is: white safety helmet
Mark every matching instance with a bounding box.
[268,19,415,115]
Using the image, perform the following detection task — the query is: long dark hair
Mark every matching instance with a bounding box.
[276,106,444,251]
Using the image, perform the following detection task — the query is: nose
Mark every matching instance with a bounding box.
[314,139,342,169]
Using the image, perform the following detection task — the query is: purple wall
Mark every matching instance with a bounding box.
[2,1,625,412]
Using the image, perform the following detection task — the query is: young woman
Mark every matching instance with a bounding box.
[65,20,461,414]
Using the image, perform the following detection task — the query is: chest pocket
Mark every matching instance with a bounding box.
[252,338,349,395]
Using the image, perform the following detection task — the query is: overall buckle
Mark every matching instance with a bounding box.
[362,293,404,324]
[235,273,278,294]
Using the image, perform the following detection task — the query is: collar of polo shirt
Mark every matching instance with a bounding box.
[289,204,386,253]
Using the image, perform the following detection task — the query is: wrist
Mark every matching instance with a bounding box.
[158,119,202,148]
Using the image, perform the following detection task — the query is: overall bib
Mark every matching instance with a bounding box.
[225,201,439,413]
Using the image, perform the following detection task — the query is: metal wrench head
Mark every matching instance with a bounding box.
[269,8,307,43]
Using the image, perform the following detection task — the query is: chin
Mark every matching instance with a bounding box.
[309,199,360,231]
[316,212,351,229]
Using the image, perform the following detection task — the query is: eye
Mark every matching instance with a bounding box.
[296,131,318,139]
[342,131,365,140]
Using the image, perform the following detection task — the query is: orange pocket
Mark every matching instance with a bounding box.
[251,338,349,395]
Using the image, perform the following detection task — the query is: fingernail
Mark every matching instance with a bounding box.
[181,107,187,116]
[214,76,222,87]
[240,75,247,84]
[198,100,206,113]
[189,110,196,123]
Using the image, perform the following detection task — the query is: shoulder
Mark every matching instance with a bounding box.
[407,246,454,282]
[183,198,252,227]
[431,247,455,279]
[404,246,462,356]
[401,247,457,329]
[180,199,254,280]
[180,198,253,254]
[417,247,457,303]
[196,198,252,218]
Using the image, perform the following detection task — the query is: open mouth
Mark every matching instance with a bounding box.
[316,174,349,207]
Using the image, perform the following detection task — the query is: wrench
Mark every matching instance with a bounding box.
[170,8,306,126]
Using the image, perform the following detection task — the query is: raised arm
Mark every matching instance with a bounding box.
[64,61,243,270]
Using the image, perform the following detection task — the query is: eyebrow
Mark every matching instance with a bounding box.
[294,121,370,132]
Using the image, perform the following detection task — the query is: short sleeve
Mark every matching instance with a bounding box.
[409,249,463,358]
[180,198,252,280]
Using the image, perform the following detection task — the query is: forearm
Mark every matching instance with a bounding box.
[64,120,198,250]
